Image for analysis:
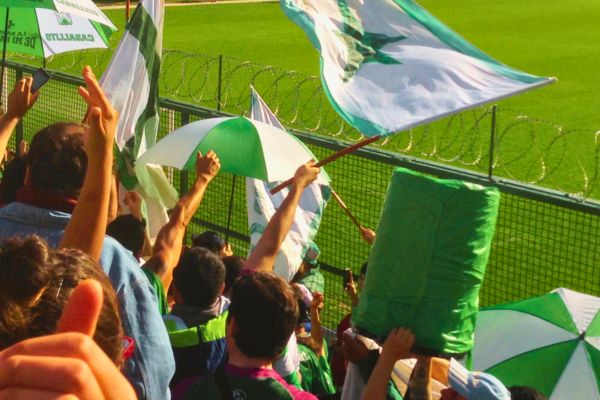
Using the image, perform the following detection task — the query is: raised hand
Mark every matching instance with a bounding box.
[78,66,118,160]
[380,327,415,363]
[311,291,325,311]
[195,150,221,181]
[293,160,320,189]
[359,226,376,245]
[6,76,39,121]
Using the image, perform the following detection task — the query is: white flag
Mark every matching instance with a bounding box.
[246,87,330,281]
[100,0,177,239]
[281,0,555,136]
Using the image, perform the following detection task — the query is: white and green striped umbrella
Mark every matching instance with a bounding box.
[136,116,320,182]
[471,288,600,399]
[0,7,115,59]
[0,0,116,28]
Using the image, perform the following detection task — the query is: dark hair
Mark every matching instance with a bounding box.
[191,231,225,255]
[174,247,225,308]
[0,155,26,204]
[229,272,298,360]
[222,255,244,294]
[27,122,87,197]
[0,235,123,364]
[106,215,146,258]
[509,386,547,400]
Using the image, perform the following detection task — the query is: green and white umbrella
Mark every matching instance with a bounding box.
[0,0,115,28]
[471,288,600,399]
[137,116,326,183]
[0,0,116,97]
[0,7,115,59]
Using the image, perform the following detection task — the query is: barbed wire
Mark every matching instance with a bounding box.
[9,48,600,199]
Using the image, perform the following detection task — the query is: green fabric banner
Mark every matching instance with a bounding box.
[352,167,500,354]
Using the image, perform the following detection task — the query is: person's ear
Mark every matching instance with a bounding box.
[218,281,225,295]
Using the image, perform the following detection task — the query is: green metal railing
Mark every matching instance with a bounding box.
[6,60,600,329]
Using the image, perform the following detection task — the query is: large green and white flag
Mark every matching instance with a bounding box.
[280,0,555,136]
[100,0,177,239]
[246,87,331,281]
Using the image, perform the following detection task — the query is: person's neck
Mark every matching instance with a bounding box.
[227,343,273,370]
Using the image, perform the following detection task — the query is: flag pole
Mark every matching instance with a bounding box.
[331,189,361,230]
[269,135,381,195]
[0,7,10,108]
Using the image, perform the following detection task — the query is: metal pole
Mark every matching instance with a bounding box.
[179,112,190,195]
[488,105,497,179]
[216,55,223,111]
[15,69,23,145]
[0,8,10,107]
[224,175,236,243]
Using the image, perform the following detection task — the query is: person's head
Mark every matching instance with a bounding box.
[445,359,511,400]
[26,122,87,197]
[227,272,298,361]
[509,386,547,400]
[222,255,244,296]
[191,231,226,256]
[0,235,123,365]
[0,155,26,204]
[173,247,226,308]
[106,215,146,259]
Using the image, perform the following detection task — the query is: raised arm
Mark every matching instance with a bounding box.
[59,66,118,261]
[0,77,39,159]
[309,292,326,356]
[144,151,221,290]
[245,161,319,272]
[362,328,415,400]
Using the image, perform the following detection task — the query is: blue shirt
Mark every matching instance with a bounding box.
[0,202,175,400]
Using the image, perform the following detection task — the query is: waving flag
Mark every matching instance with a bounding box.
[246,87,331,281]
[100,0,177,239]
[280,0,555,136]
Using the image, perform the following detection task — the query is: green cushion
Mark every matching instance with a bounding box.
[352,168,500,354]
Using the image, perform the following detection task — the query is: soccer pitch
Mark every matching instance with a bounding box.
[102,0,600,132]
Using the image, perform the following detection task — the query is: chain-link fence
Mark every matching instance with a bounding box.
[6,60,600,330]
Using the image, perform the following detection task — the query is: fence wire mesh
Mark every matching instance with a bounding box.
[5,62,600,330]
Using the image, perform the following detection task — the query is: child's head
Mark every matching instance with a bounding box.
[0,235,124,365]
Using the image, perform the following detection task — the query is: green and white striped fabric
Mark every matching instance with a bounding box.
[471,288,600,399]
[280,0,555,136]
[246,87,330,281]
[100,0,177,239]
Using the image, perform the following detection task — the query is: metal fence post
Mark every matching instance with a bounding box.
[179,111,190,195]
[217,55,223,112]
[15,69,23,145]
[488,105,497,179]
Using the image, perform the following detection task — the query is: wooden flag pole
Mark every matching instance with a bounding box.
[269,135,381,194]
[331,189,362,230]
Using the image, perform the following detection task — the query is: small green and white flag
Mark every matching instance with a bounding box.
[280,0,555,136]
[100,0,177,239]
[246,87,331,281]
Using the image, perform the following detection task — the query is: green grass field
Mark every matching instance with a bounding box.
[98,0,600,132]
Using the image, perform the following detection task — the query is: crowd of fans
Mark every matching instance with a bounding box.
[0,69,549,400]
